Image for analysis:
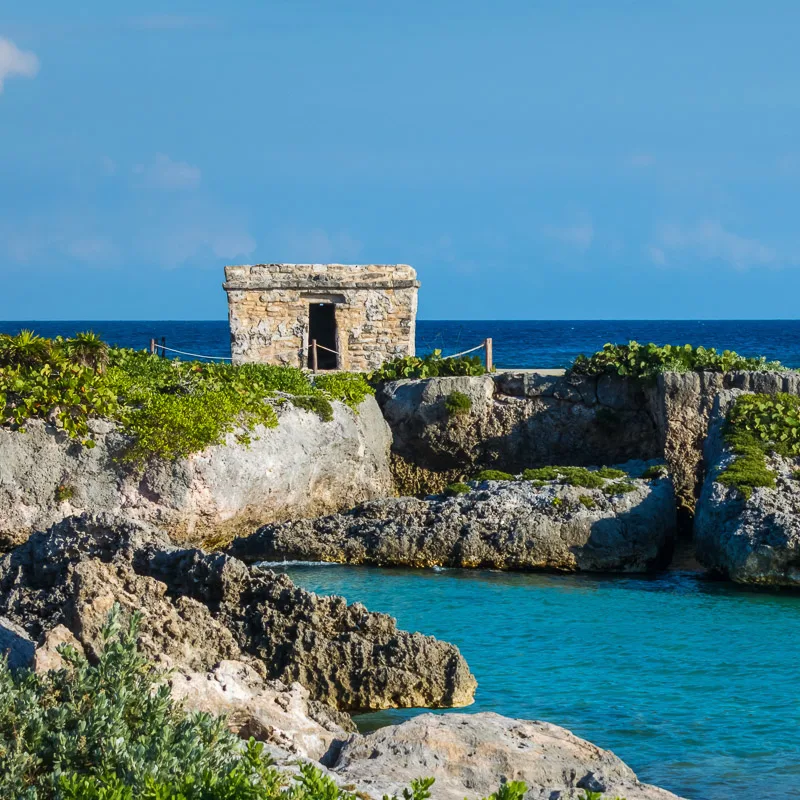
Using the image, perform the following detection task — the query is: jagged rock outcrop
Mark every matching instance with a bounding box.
[377,374,660,495]
[377,370,800,514]
[0,513,476,712]
[231,463,676,573]
[330,713,684,800]
[0,397,392,550]
[695,393,800,587]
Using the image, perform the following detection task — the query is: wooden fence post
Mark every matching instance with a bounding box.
[149,338,156,355]
[311,340,318,373]
[484,338,493,373]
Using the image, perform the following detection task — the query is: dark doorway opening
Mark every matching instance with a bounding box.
[308,303,338,369]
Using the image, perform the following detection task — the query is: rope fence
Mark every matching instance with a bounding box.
[148,337,494,373]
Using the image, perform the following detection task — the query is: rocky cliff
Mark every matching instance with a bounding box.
[231,462,676,573]
[694,392,800,587]
[377,370,800,517]
[0,397,392,550]
[0,513,475,712]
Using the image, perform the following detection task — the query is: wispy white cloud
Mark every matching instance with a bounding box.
[649,220,779,269]
[0,37,39,93]
[133,153,202,191]
[542,217,594,252]
[126,15,216,31]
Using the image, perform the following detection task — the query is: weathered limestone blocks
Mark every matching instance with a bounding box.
[0,397,392,550]
[224,264,419,370]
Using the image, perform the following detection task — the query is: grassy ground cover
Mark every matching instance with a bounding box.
[0,331,373,464]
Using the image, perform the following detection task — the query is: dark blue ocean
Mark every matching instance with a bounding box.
[1,319,799,368]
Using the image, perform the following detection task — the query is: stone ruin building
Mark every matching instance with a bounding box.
[223,263,419,371]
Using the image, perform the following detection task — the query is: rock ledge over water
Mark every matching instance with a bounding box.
[232,462,676,573]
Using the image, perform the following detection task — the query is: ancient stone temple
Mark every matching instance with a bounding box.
[223,263,419,371]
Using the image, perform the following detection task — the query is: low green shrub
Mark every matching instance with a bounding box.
[472,469,515,481]
[793,469,800,481]
[522,466,612,489]
[717,393,800,498]
[552,497,564,507]
[444,390,472,417]
[443,482,471,496]
[602,480,637,496]
[578,495,596,509]
[54,484,74,503]
[641,464,667,480]
[369,350,485,383]
[313,372,374,410]
[0,606,562,800]
[0,333,375,464]
[571,341,784,382]
[291,394,335,422]
[595,467,627,479]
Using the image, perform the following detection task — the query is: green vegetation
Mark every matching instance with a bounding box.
[602,481,637,496]
[595,467,627,479]
[54,484,74,503]
[551,497,563,508]
[290,395,334,422]
[0,606,601,800]
[578,495,596,509]
[472,469,515,481]
[444,390,472,417]
[641,464,668,480]
[793,469,800,481]
[312,372,374,409]
[443,482,471,497]
[0,332,374,464]
[718,393,800,499]
[368,349,485,383]
[522,466,628,489]
[571,341,784,382]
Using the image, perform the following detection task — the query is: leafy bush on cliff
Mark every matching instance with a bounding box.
[472,469,515,481]
[0,333,373,463]
[444,390,472,417]
[570,341,784,382]
[718,393,800,498]
[369,349,485,383]
[0,607,591,800]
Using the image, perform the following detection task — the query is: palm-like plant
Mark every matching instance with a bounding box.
[0,330,51,368]
[63,331,110,371]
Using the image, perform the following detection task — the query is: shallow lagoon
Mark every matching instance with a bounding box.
[276,561,800,800]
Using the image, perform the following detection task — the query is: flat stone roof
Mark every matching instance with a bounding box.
[224,263,419,291]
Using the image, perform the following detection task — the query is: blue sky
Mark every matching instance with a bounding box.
[2,1,800,320]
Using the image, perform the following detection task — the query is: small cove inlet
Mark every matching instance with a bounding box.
[266,559,800,800]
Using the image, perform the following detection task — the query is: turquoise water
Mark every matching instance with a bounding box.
[275,563,800,800]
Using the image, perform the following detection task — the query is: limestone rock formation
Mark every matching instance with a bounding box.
[231,463,676,573]
[330,712,684,800]
[695,394,800,587]
[0,397,392,550]
[169,661,354,763]
[377,374,660,495]
[0,513,476,713]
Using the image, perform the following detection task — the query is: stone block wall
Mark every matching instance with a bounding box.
[224,264,419,371]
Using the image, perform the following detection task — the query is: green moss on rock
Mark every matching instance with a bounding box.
[444,390,472,417]
[472,469,515,482]
[443,482,471,497]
